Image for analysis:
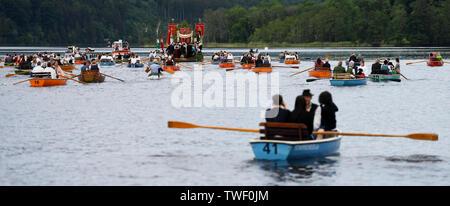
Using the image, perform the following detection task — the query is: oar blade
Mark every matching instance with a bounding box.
[5,74,16,77]
[168,121,199,129]
[307,79,320,82]
[407,133,439,141]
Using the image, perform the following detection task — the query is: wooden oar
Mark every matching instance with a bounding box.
[313,131,438,142]
[273,66,300,69]
[62,75,88,85]
[306,78,321,82]
[5,70,31,78]
[168,121,260,133]
[406,60,427,65]
[64,71,78,78]
[178,63,194,70]
[100,73,125,82]
[398,72,408,80]
[290,67,314,77]
[168,121,439,141]
[13,79,31,85]
[325,55,346,62]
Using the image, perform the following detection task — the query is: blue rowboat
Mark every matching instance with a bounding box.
[211,60,220,65]
[250,136,342,161]
[99,62,116,67]
[330,78,367,86]
[369,74,401,82]
[279,60,285,64]
[127,63,145,68]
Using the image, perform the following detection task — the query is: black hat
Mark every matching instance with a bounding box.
[302,89,314,97]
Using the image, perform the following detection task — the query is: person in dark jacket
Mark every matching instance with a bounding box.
[288,95,317,140]
[255,54,264,67]
[349,53,357,62]
[316,91,339,140]
[266,95,290,123]
[371,59,382,74]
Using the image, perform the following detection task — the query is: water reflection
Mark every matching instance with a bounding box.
[253,155,340,183]
[385,155,443,164]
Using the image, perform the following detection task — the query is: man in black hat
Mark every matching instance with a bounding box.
[302,90,321,136]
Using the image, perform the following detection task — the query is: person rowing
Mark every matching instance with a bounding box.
[149,59,163,78]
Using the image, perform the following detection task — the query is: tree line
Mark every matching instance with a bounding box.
[203,0,450,46]
[0,0,448,46]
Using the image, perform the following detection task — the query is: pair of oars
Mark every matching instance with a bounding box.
[12,75,88,85]
[168,121,438,142]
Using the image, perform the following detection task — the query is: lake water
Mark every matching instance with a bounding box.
[0,47,449,186]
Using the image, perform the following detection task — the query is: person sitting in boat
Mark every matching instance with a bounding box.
[227,53,234,63]
[315,57,324,68]
[333,61,346,74]
[371,59,382,74]
[31,62,45,76]
[321,59,331,71]
[43,62,57,79]
[166,56,175,66]
[279,52,285,62]
[53,61,65,78]
[149,59,163,78]
[356,54,364,63]
[294,52,299,60]
[81,60,91,72]
[255,54,264,68]
[263,55,271,65]
[392,58,401,74]
[380,60,390,75]
[266,94,290,123]
[347,61,357,75]
[349,53,357,63]
[315,91,339,140]
[436,53,442,62]
[288,91,320,140]
[356,69,365,78]
[90,61,100,71]
[212,53,220,62]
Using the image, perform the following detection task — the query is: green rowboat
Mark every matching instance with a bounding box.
[369,74,401,82]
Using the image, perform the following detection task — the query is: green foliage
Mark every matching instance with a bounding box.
[0,0,448,46]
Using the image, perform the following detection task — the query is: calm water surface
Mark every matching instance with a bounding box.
[0,47,449,186]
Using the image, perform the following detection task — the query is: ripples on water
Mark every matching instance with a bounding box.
[0,47,449,186]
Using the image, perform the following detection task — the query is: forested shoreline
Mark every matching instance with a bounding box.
[0,0,449,46]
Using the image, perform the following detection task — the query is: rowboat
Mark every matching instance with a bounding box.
[309,69,332,78]
[211,60,220,65]
[250,122,341,160]
[219,63,235,68]
[251,136,341,161]
[330,78,367,86]
[175,54,204,63]
[127,63,145,68]
[99,62,115,67]
[252,67,272,73]
[427,60,444,67]
[369,74,401,82]
[29,78,67,87]
[78,70,105,83]
[285,60,300,65]
[60,64,75,71]
[163,66,181,71]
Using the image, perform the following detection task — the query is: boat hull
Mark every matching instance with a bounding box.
[331,78,367,86]
[219,63,235,68]
[427,61,444,67]
[163,66,180,71]
[369,74,401,82]
[29,79,67,87]
[253,67,272,73]
[242,64,255,69]
[78,71,105,83]
[127,63,145,68]
[250,137,342,161]
[60,64,75,71]
[309,70,332,78]
[285,60,300,65]
[99,62,116,67]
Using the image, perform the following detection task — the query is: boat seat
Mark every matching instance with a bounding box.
[32,72,51,78]
[333,73,353,79]
[259,122,310,141]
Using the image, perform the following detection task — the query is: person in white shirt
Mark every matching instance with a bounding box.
[32,62,45,74]
[43,62,56,79]
[227,53,234,63]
